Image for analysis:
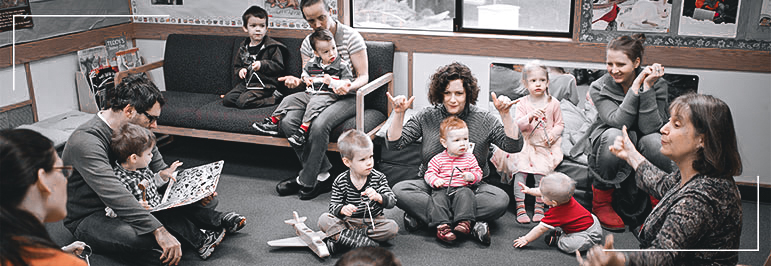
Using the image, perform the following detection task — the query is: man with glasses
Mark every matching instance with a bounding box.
[62,74,246,265]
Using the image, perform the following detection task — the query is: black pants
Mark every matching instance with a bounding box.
[222,83,275,109]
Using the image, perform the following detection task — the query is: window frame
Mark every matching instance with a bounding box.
[348,0,576,38]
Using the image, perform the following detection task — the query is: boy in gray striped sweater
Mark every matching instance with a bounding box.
[317,130,399,254]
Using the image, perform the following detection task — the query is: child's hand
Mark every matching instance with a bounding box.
[513,236,529,248]
[279,76,303,88]
[528,109,546,124]
[302,76,314,86]
[361,188,383,203]
[200,192,217,207]
[463,172,475,182]
[251,61,261,72]
[239,68,248,79]
[340,204,357,216]
[159,161,183,182]
[433,179,446,188]
[518,182,532,195]
[139,200,151,210]
[61,241,88,256]
[322,74,332,85]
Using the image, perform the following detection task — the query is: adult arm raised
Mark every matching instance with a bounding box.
[385,92,415,142]
[491,92,520,140]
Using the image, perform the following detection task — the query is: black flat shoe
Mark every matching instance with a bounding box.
[276,177,303,196]
[298,180,332,200]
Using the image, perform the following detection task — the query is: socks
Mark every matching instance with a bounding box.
[270,116,279,124]
[533,198,545,222]
[515,199,531,224]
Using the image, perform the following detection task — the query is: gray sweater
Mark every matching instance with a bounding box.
[588,71,669,143]
[62,116,168,235]
[386,104,523,179]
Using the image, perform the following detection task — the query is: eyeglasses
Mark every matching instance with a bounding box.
[140,111,160,123]
[53,166,74,178]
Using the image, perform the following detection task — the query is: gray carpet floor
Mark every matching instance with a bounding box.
[46,137,771,265]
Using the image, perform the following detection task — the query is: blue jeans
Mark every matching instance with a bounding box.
[393,179,509,225]
[72,198,224,265]
[278,94,356,187]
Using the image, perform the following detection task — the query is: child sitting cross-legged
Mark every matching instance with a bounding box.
[317,129,399,254]
[108,123,247,260]
[425,116,483,243]
[512,172,603,253]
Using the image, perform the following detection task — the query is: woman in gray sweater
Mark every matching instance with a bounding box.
[385,62,523,245]
[586,33,673,231]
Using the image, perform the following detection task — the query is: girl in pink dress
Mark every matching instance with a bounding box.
[509,61,565,224]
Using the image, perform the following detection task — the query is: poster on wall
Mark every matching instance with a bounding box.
[0,0,33,32]
[131,0,332,29]
[678,0,741,37]
[591,0,672,33]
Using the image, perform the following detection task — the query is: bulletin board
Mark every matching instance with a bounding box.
[131,0,337,29]
[578,0,771,51]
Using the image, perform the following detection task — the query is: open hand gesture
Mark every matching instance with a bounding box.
[491,92,517,115]
[387,92,415,114]
[517,182,534,195]
[513,236,529,248]
[340,204,357,216]
[576,235,625,266]
[159,161,183,182]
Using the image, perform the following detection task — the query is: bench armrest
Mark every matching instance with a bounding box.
[114,60,165,85]
[356,72,394,133]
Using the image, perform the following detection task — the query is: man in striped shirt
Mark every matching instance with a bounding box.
[273,0,370,201]
[425,116,483,243]
[317,130,398,254]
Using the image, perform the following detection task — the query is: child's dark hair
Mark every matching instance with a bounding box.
[309,28,334,52]
[607,33,646,64]
[439,116,467,140]
[242,5,269,26]
[337,129,372,160]
[111,123,156,164]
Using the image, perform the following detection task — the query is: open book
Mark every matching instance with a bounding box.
[151,160,224,212]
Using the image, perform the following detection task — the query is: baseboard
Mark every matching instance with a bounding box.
[737,182,771,203]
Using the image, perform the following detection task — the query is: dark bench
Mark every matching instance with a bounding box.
[116,34,394,151]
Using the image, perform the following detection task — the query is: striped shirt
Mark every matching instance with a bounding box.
[301,20,366,77]
[424,150,483,188]
[329,169,396,219]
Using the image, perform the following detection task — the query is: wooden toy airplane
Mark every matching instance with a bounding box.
[267,211,330,258]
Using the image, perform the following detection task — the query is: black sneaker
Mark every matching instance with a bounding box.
[336,228,379,249]
[252,118,279,136]
[544,229,562,247]
[222,212,246,233]
[198,228,225,260]
[471,221,491,246]
[403,212,424,232]
[288,129,307,146]
[325,238,338,255]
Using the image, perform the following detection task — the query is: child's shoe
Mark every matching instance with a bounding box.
[436,224,456,243]
[337,228,378,249]
[325,238,338,254]
[198,228,226,260]
[533,201,545,222]
[222,212,246,233]
[515,200,531,224]
[544,229,562,247]
[453,220,471,236]
[252,118,279,136]
[288,128,307,146]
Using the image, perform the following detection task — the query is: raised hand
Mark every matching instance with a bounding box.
[643,63,664,91]
[609,126,636,162]
[517,181,531,194]
[491,92,517,115]
[386,92,415,114]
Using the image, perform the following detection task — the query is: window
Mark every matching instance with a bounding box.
[351,0,574,37]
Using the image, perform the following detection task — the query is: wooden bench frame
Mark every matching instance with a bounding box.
[116,62,394,152]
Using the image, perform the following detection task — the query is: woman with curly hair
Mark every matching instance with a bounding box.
[385,62,523,245]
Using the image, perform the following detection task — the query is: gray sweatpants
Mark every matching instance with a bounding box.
[555,214,603,253]
[317,213,399,242]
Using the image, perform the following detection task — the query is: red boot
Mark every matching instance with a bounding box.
[650,195,660,207]
[592,186,625,231]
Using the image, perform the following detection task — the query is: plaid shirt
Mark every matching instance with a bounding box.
[113,163,162,207]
